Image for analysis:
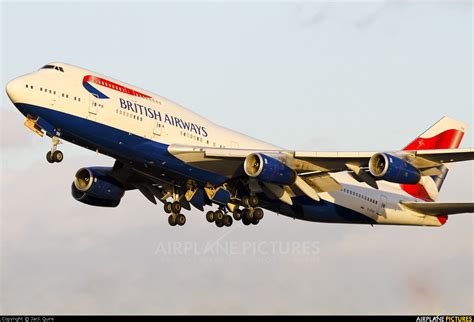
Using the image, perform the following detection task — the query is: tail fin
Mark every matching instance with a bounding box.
[400,116,467,201]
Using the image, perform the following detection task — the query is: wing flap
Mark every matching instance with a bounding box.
[300,172,343,193]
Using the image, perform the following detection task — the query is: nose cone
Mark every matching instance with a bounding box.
[6,77,24,104]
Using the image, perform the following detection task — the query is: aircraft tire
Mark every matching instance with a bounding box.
[215,210,224,222]
[168,214,177,226]
[224,215,233,227]
[206,211,215,223]
[52,150,63,163]
[254,208,264,220]
[164,202,173,214]
[171,201,182,214]
[243,208,254,220]
[242,196,250,207]
[249,195,259,207]
[177,214,186,226]
[46,151,54,163]
[232,209,242,221]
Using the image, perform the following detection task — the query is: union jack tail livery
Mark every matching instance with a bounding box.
[401,117,467,202]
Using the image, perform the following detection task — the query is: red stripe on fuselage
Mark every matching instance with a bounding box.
[83,75,151,99]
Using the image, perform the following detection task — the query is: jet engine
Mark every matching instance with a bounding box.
[71,167,124,207]
[244,153,297,185]
[369,153,421,184]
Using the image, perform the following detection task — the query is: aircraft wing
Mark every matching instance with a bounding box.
[400,202,474,216]
[168,145,474,175]
[168,145,474,201]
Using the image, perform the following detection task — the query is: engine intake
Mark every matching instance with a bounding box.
[369,153,421,184]
[72,167,124,207]
[244,153,296,185]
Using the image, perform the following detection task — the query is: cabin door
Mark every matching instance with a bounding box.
[88,95,98,120]
[377,195,387,217]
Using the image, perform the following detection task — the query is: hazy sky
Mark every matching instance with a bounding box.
[1,1,473,314]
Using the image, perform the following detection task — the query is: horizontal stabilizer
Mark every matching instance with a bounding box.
[401,202,474,216]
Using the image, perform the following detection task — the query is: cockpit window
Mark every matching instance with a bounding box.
[41,64,64,72]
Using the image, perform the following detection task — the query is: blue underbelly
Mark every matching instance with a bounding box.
[14,103,228,185]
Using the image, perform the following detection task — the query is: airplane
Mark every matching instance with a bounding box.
[5,62,474,228]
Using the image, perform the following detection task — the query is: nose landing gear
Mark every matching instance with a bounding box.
[46,136,63,163]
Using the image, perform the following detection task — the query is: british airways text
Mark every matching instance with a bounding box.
[119,98,208,137]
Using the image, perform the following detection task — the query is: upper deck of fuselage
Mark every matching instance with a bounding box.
[7,62,279,150]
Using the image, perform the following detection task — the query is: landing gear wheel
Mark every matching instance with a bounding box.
[242,217,251,226]
[224,215,233,227]
[168,214,177,226]
[251,218,260,225]
[171,201,182,214]
[232,209,242,221]
[47,137,63,164]
[249,195,259,208]
[253,208,264,220]
[206,211,215,223]
[46,151,54,163]
[215,220,224,228]
[215,210,224,222]
[177,214,186,226]
[242,196,250,208]
[243,208,254,220]
[52,150,63,163]
[164,202,173,214]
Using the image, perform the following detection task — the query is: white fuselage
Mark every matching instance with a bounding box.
[6,62,444,226]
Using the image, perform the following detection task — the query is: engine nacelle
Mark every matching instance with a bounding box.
[72,167,124,207]
[369,153,421,184]
[244,153,296,185]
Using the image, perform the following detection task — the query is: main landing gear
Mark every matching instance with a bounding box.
[238,195,264,226]
[164,200,186,227]
[205,195,265,228]
[206,209,233,228]
[46,136,63,163]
